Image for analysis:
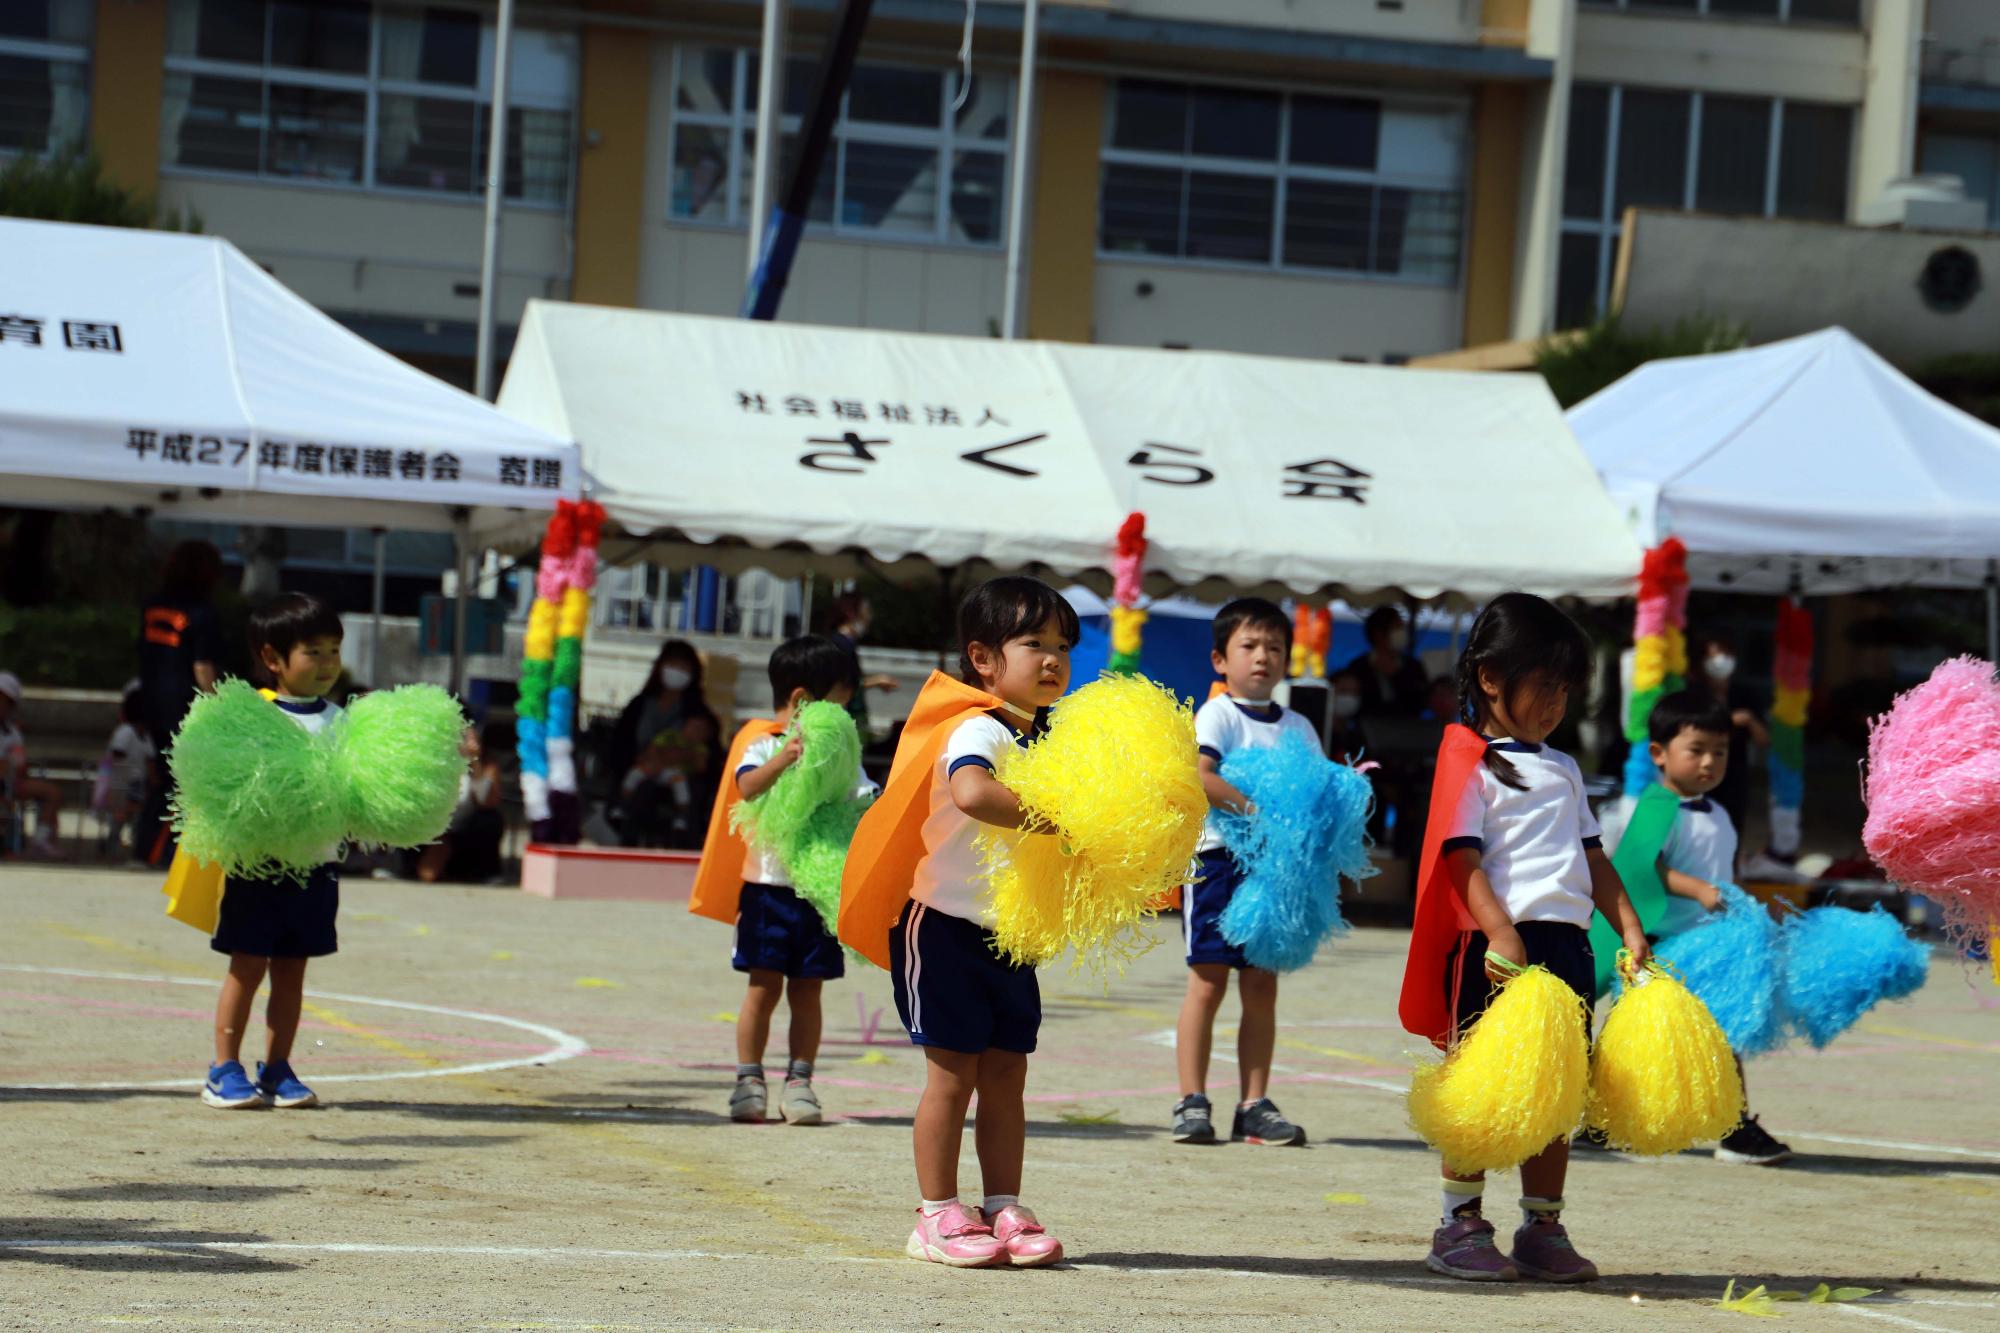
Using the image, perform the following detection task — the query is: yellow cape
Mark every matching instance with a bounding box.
[160,687,285,934]
[688,716,789,924]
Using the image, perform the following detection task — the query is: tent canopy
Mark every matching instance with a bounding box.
[1571,326,2000,594]
[0,217,577,534]
[497,301,1641,603]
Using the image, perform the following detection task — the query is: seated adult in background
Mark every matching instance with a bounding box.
[826,593,900,741]
[416,721,511,884]
[134,540,224,866]
[1422,674,1459,724]
[0,671,65,858]
[606,639,722,849]
[1341,606,1428,721]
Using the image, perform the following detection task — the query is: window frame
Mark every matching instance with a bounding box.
[665,43,1013,251]
[0,3,94,159]
[158,0,576,210]
[1577,0,1861,23]
[1095,74,1471,288]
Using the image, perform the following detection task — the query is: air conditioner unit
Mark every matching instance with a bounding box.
[1857,174,1989,231]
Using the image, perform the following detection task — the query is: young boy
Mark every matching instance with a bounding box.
[722,636,875,1126]
[99,686,158,856]
[203,593,345,1111]
[1641,690,1792,1166]
[0,670,67,859]
[1172,598,1322,1147]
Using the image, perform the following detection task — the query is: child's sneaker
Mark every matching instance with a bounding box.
[781,1077,823,1126]
[255,1059,318,1109]
[1715,1115,1793,1166]
[1231,1097,1305,1145]
[1425,1215,1517,1282]
[1171,1093,1217,1144]
[905,1203,1006,1268]
[1510,1217,1599,1283]
[984,1204,1064,1268]
[729,1074,767,1123]
[201,1060,265,1109]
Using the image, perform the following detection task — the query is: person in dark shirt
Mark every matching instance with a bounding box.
[1341,606,1429,720]
[1689,632,1769,837]
[826,593,900,742]
[135,541,224,866]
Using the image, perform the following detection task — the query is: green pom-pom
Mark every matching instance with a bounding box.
[552,639,584,689]
[518,659,552,721]
[788,796,870,932]
[734,701,863,856]
[330,684,469,850]
[169,679,343,878]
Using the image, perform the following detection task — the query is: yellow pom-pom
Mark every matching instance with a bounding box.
[976,674,1204,971]
[525,599,558,660]
[1588,954,1743,1154]
[1633,637,1668,692]
[1109,605,1148,657]
[1407,966,1589,1174]
[558,588,591,639]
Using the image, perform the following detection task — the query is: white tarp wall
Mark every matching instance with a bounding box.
[499,303,1641,601]
[0,217,577,533]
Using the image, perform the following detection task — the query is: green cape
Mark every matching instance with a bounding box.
[1590,782,1681,996]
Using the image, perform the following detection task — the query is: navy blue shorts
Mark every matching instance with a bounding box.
[889,899,1040,1054]
[212,864,340,959]
[1183,847,1254,970]
[1445,920,1594,1040]
[732,882,845,980]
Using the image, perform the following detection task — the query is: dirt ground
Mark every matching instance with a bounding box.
[0,866,1995,1331]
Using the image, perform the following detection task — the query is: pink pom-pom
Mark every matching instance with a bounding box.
[536,557,568,603]
[1632,596,1669,640]
[565,548,599,592]
[1863,656,2000,948]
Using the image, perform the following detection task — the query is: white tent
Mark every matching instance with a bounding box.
[0,217,577,534]
[497,301,1641,602]
[1570,327,2000,595]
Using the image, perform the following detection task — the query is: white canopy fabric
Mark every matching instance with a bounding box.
[0,217,577,534]
[498,301,1641,602]
[1571,327,2000,594]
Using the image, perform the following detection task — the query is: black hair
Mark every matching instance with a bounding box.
[768,634,859,708]
[248,592,342,687]
[957,576,1079,685]
[649,638,705,695]
[1454,592,1591,790]
[1364,605,1406,643]
[121,687,147,729]
[160,539,224,600]
[829,592,870,631]
[1211,597,1291,657]
[1647,689,1733,747]
[479,719,515,758]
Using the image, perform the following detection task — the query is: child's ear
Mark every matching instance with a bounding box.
[1211,649,1227,674]
[786,685,810,712]
[1475,663,1501,700]
[1649,740,1668,767]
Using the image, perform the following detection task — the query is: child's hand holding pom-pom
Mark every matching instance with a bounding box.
[1588,952,1742,1154]
[1647,884,1785,1057]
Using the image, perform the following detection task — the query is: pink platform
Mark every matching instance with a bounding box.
[519,843,700,902]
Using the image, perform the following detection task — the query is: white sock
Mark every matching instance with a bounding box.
[1520,1195,1563,1227]
[982,1194,1019,1215]
[920,1196,958,1216]
[1441,1178,1484,1225]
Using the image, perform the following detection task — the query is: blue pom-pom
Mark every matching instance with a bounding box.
[1768,761,1804,806]
[1622,745,1658,798]
[547,685,576,740]
[1649,884,1786,1056]
[1778,904,1930,1048]
[1215,733,1375,972]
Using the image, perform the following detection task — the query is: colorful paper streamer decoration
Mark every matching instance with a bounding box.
[1768,597,1812,859]
[1289,605,1331,679]
[1624,538,1689,796]
[517,499,606,824]
[1106,512,1147,675]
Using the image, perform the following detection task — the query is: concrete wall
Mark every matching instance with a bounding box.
[157,178,571,329]
[1616,208,2000,362]
[1091,259,1461,360]
[1573,10,1867,101]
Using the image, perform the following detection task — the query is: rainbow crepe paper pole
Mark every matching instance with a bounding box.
[1624,539,1689,796]
[1768,598,1812,859]
[517,499,605,833]
[1289,604,1331,679]
[1107,512,1147,676]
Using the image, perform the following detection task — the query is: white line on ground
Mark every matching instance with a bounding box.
[0,963,589,1088]
[1832,1303,1962,1332]
[1777,1132,2000,1162]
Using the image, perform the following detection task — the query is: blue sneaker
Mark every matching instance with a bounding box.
[256,1059,319,1109]
[202,1060,265,1109]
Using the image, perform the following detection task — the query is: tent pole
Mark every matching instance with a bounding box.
[474,0,517,401]
[746,0,789,279]
[801,569,815,635]
[451,511,472,698]
[1000,0,1040,340]
[1987,560,1998,667]
[370,527,387,688]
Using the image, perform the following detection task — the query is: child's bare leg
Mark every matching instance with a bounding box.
[1236,966,1278,1103]
[913,1047,979,1200]
[264,957,308,1064]
[784,977,823,1067]
[1176,964,1230,1095]
[1519,1137,1569,1204]
[415,841,451,883]
[736,969,783,1066]
[972,1049,1028,1200]
[215,954,268,1064]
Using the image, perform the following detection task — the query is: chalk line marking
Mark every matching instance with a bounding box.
[1778,1132,2000,1162]
[1832,1304,1962,1332]
[0,963,588,1089]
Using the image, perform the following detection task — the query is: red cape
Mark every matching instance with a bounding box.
[1398,724,1492,1046]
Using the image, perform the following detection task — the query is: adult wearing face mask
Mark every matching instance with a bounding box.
[827,593,899,740]
[1691,633,1770,835]
[1340,606,1429,721]
[606,639,723,848]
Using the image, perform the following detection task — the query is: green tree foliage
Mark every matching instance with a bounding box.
[0,149,199,230]
[1534,314,1747,409]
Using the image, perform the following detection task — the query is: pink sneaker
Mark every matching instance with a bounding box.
[905,1203,1006,1268]
[985,1204,1065,1268]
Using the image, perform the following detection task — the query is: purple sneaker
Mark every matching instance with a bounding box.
[1511,1218,1599,1283]
[1425,1215,1518,1282]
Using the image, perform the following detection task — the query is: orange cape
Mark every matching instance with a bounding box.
[836,671,1004,969]
[688,716,788,924]
[1397,724,1491,1047]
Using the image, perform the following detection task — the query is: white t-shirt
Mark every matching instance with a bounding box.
[1194,696,1322,853]
[1657,798,1739,936]
[1443,738,1603,928]
[107,722,156,797]
[910,713,1024,924]
[274,696,343,863]
[735,732,878,888]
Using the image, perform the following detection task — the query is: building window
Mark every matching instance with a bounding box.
[1557,83,1853,326]
[1921,133,2000,228]
[1097,78,1466,284]
[160,0,577,205]
[0,0,92,156]
[668,44,1010,247]
[1578,0,1860,21]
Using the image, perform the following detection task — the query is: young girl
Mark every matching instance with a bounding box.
[1400,593,1647,1284]
[837,576,1076,1269]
